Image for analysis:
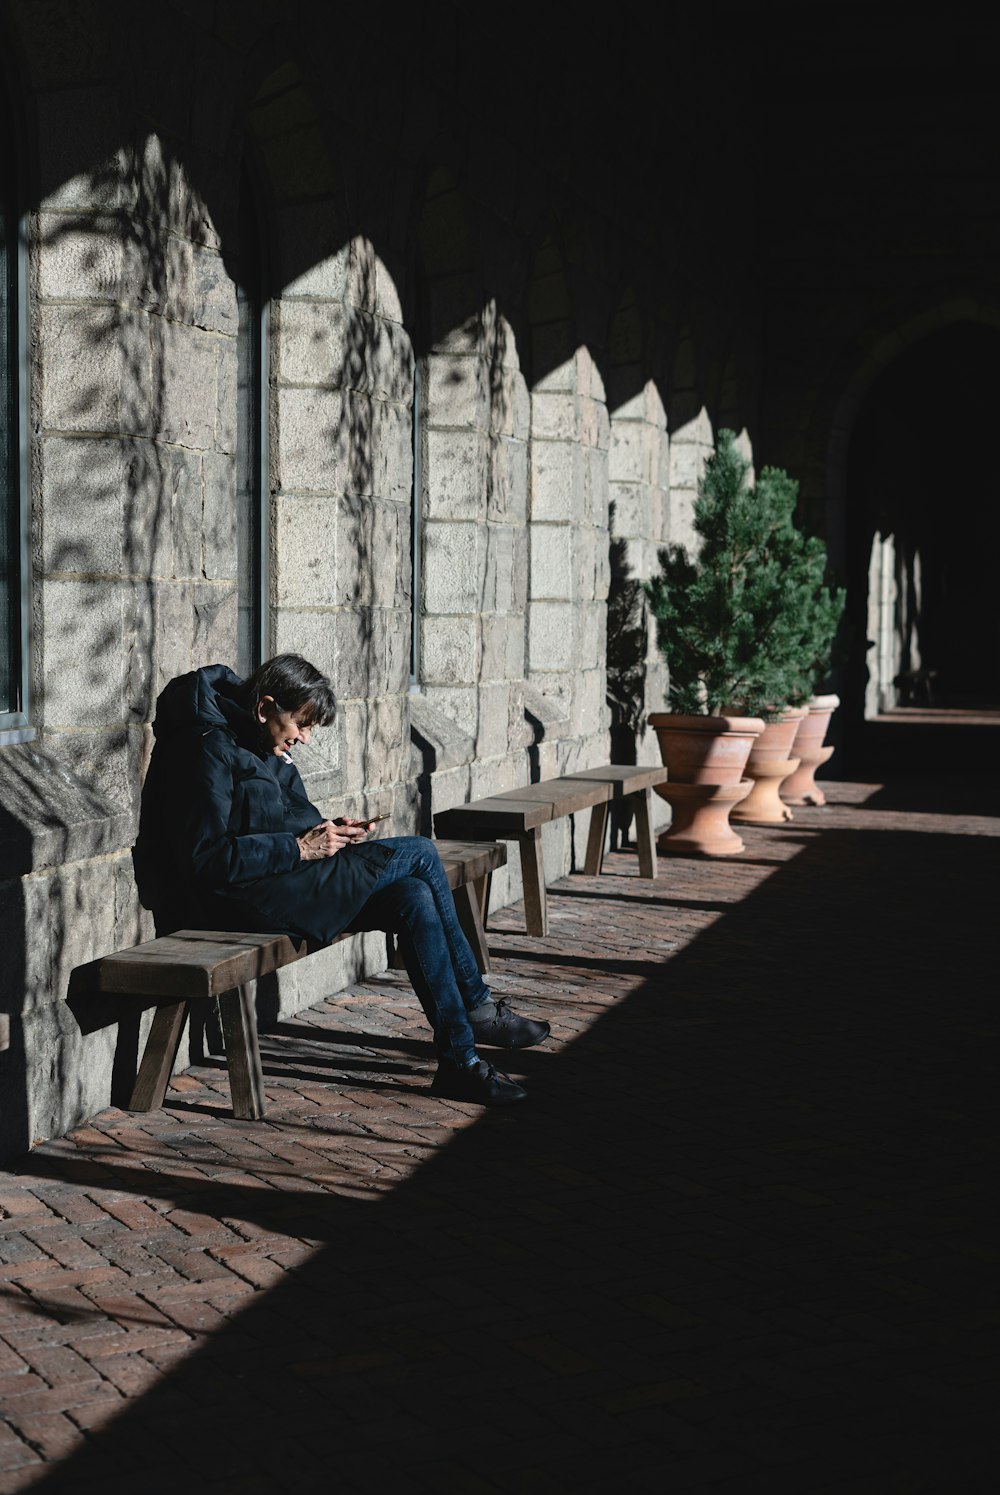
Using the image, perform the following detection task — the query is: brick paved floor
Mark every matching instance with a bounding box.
[1,778,998,1493]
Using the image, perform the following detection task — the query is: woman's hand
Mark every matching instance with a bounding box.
[297,820,356,861]
[333,816,376,841]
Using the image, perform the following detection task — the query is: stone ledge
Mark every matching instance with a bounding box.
[522,681,572,744]
[409,694,474,773]
[0,742,130,875]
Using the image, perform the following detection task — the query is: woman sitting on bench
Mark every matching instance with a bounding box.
[134,654,548,1106]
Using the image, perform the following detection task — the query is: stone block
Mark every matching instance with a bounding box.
[423,521,482,613]
[372,399,413,504]
[272,605,335,682]
[214,337,237,455]
[530,524,573,601]
[203,450,238,580]
[479,613,510,683]
[276,300,354,390]
[577,601,604,671]
[531,390,577,442]
[335,608,389,700]
[670,438,709,491]
[594,536,611,601]
[38,304,140,435]
[668,489,699,552]
[38,214,123,301]
[371,502,406,609]
[512,526,529,613]
[366,693,408,788]
[425,427,487,521]
[385,608,412,695]
[165,445,203,579]
[609,420,649,484]
[426,353,484,431]
[42,579,124,728]
[191,582,238,668]
[275,385,346,494]
[332,494,375,608]
[369,317,414,404]
[530,439,584,522]
[156,319,220,450]
[586,445,610,529]
[482,523,514,614]
[574,525,598,602]
[422,684,479,740]
[420,615,479,686]
[275,494,338,607]
[489,435,528,525]
[188,246,237,335]
[154,581,195,691]
[42,435,125,576]
[609,481,651,541]
[529,601,574,673]
[475,682,511,759]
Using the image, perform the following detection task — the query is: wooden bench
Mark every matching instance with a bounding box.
[433,764,666,938]
[96,839,506,1121]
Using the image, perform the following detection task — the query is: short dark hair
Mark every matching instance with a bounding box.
[242,654,336,727]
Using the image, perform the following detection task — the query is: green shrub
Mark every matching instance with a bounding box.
[645,430,844,717]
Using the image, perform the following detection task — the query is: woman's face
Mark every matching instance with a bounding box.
[256,696,314,756]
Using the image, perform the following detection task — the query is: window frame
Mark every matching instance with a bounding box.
[235,160,270,678]
[0,68,31,743]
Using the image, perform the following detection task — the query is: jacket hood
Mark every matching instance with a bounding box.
[152,664,254,745]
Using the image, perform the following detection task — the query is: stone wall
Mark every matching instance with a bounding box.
[0,0,769,1159]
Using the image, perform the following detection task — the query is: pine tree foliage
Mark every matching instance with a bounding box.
[645,430,845,718]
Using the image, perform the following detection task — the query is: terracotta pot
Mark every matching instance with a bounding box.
[731,706,807,824]
[782,694,840,806]
[649,712,765,855]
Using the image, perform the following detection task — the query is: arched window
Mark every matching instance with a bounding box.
[0,71,27,737]
[235,163,269,675]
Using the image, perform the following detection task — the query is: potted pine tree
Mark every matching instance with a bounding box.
[645,430,844,851]
[730,465,845,824]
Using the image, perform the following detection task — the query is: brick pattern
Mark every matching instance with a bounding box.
[1,780,998,1491]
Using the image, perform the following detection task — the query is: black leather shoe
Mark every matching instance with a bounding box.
[431,1059,527,1106]
[469,998,550,1050]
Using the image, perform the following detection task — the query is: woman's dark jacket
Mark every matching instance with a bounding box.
[133,664,392,944]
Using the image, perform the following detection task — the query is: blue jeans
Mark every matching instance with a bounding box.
[347,837,491,1067]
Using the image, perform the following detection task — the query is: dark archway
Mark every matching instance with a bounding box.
[844,322,1000,760]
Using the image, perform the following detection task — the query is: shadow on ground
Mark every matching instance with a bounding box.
[18,808,1000,1493]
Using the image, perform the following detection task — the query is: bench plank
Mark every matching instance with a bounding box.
[99,930,308,1001]
[434,797,553,836]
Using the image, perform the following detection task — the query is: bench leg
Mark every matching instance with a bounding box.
[219,984,266,1121]
[454,881,491,975]
[518,828,548,937]
[130,1001,189,1112]
[584,800,610,876]
[632,787,657,879]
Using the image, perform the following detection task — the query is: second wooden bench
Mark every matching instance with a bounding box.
[433,764,666,937]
